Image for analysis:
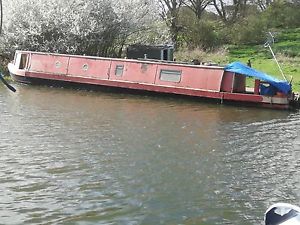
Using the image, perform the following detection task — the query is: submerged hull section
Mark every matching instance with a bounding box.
[8,50,292,110]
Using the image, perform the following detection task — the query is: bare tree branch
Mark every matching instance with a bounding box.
[183,0,213,19]
[212,0,249,24]
[156,0,184,46]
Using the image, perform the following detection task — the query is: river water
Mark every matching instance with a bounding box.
[0,83,300,225]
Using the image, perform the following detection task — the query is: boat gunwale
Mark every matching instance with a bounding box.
[9,71,291,110]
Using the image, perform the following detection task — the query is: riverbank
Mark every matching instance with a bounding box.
[175,28,300,92]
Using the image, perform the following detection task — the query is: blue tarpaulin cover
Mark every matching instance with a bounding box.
[224,61,291,94]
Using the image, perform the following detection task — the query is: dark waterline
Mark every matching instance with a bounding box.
[1,84,300,224]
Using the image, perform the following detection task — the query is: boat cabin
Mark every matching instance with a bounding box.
[126,44,174,61]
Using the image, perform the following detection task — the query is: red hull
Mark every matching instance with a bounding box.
[8,51,292,110]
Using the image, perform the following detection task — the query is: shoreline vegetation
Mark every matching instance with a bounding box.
[0,1,299,91]
[175,28,300,91]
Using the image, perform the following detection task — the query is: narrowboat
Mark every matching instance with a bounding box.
[7,50,298,109]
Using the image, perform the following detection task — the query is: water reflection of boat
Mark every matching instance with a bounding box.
[265,203,300,225]
[7,50,299,110]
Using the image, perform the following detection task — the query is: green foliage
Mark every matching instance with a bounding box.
[0,0,158,58]
[175,1,300,50]
[1,0,117,56]
[1,0,299,57]
[225,15,267,45]
[262,1,300,29]
[183,20,221,50]
[178,7,221,51]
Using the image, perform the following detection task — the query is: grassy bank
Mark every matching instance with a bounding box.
[175,28,300,92]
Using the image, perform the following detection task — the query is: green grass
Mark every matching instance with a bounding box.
[227,57,300,91]
[176,28,300,92]
[216,28,300,92]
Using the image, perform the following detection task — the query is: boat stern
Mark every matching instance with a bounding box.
[8,51,31,83]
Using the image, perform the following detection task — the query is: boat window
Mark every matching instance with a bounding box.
[159,69,181,83]
[82,64,89,71]
[19,54,28,69]
[115,65,124,77]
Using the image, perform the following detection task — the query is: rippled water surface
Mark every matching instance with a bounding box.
[1,84,300,225]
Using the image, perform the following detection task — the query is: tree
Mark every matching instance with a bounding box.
[183,0,212,19]
[212,0,249,24]
[0,0,158,57]
[110,0,160,56]
[156,0,184,46]
[262,0,300,28]
[251,0,274,11]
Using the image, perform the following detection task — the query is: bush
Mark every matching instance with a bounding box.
[225,15,267,45]
[263,1,300,29]
[0,0,158,58]
[180,20,221,51]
